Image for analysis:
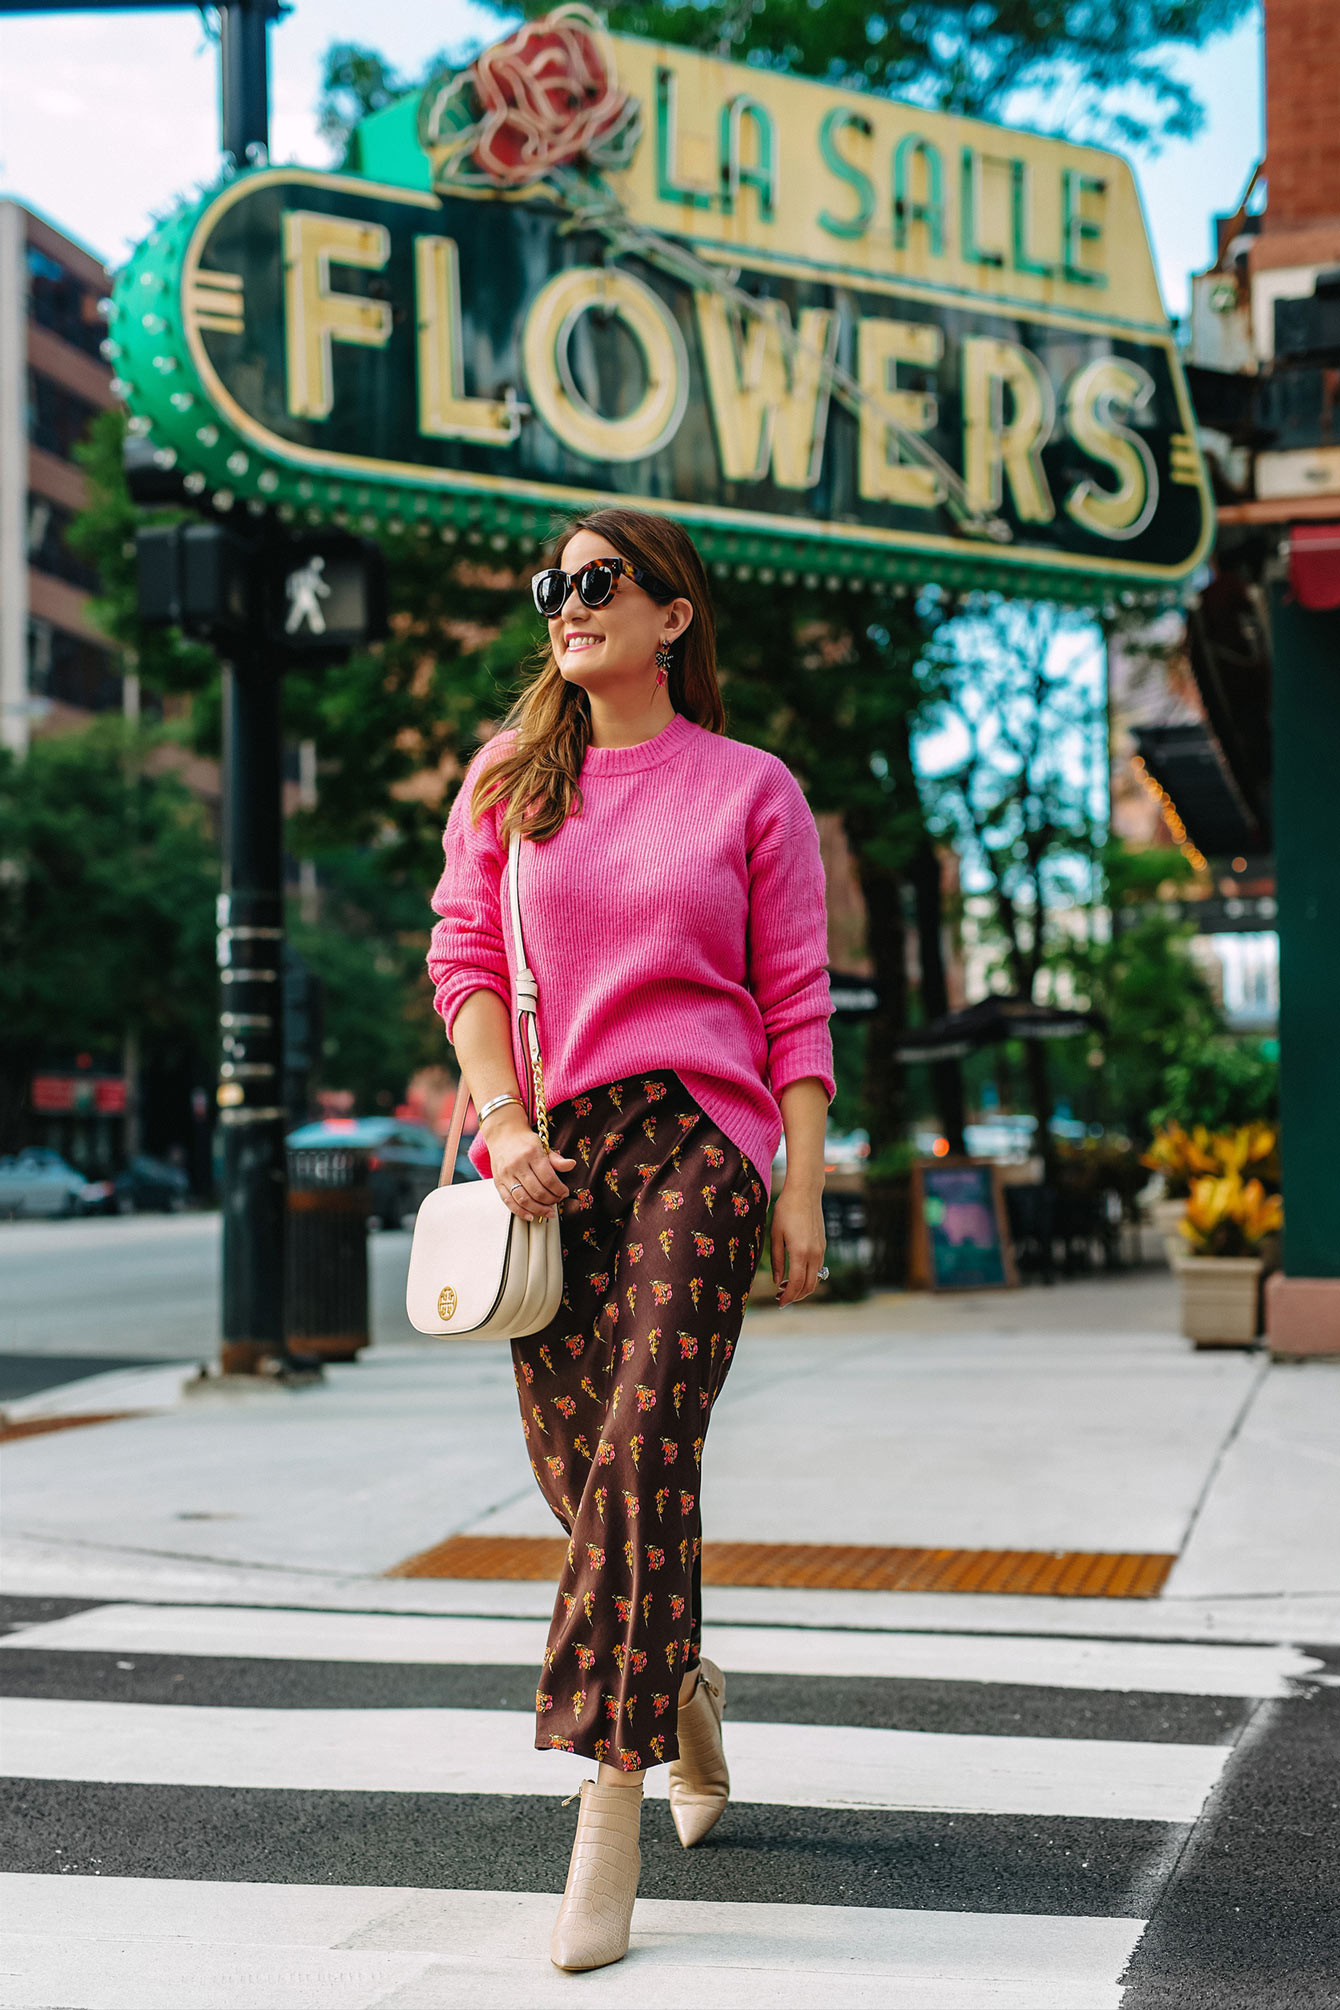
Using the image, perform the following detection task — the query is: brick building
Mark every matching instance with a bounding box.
[0,200,124,754]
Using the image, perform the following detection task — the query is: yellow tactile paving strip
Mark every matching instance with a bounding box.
[0,1412,147,1444]
[387,1535,1176,1599]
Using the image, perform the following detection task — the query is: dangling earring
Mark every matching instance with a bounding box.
[655,640,673,688]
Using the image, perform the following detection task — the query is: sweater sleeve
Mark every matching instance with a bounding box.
[747,769,836,1104]
[427,742,512,1041]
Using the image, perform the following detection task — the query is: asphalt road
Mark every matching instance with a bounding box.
[0,1593,1333,2005]
[0,1214,419,1381]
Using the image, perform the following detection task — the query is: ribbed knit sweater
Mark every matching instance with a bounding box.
[427,711,834,1193]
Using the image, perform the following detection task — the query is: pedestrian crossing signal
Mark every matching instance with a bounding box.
[262,533,388,662]
[134,524,387,664]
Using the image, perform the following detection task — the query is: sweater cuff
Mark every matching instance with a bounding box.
[440,972,512,1044]
[768,1022,836,1104]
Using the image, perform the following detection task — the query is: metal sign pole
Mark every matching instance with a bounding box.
[219,0,277,169]
[212,0,303,1375]
[217,642,289,1374]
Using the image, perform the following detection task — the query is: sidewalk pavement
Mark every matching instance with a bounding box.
[4,1271,1338,1644]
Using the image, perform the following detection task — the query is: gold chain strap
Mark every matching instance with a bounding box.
[528,1022,550,1155]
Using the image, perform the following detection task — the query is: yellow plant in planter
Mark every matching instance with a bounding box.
[1181,1175,1283,1257]
[1216,1125,1280,1188]
[1144,1123,1280,1189]
[1177,1174,1282,1348]
[1141,1123,1222,1197]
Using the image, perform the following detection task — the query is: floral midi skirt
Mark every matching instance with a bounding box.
[511,1070,767,1770]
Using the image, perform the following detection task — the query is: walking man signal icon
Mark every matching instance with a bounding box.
[285,555,331,635]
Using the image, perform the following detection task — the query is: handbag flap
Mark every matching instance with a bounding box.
[406,1178,518,1332]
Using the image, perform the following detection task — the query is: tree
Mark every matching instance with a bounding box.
[497,0,1252,150]
[71,410,217,706]
[919,597,1105,1163]
[288,848,447,1113]
[1059,841,1222,1140]
[318,42,449,162]
[0,720,218,1153]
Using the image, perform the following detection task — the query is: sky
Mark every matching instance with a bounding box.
[0,2,1263,316]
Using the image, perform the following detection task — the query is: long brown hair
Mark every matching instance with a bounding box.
[469,507,725,842]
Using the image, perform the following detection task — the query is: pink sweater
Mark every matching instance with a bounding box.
[427,712,834,1194]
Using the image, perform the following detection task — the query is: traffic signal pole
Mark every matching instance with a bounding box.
[219,0,276,169]
[214,0,304,1375]
[217,650,289,1373]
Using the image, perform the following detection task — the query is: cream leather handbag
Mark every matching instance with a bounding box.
[405,829,564,1339]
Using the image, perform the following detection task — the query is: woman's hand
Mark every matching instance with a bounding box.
[483,1107,576,1222]
[770,1180,826,1305]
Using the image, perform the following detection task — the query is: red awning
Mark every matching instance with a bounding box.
[1289,523,1340,611]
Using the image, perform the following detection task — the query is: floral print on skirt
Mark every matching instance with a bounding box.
[512,1070,767,1770]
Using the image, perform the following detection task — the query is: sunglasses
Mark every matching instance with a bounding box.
[531,556,664,619]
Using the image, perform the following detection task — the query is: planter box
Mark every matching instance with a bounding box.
[1151,1196,1187,1268]
[1179,1254,1263,1347]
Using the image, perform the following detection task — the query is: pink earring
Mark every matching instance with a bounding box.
[655,641,673,687]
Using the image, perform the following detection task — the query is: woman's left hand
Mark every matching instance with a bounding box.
[770,1182,826,1305]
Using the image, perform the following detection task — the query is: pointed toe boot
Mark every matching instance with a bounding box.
[548,1776,643,1972]
[667,1656,729,1848]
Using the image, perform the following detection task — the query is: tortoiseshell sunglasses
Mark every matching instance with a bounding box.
[531,556,664,618]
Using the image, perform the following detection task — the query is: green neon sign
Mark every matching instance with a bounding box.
[109,10,1213,604]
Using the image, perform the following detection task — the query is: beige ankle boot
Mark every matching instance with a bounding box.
[549,1775,643,1972]
[667,1656,729,1847]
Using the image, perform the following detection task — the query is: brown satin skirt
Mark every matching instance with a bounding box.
[511,1069,767,1769]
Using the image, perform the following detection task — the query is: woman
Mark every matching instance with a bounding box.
[427,506,833,1973]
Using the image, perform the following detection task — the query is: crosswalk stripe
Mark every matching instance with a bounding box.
[1,1697,1228,1821]
[0,1602,1313,1697]
[0,1642,1247,1744]
[0,1874,1145,2009]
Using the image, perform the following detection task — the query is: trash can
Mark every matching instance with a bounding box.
[285,1145,370,1359]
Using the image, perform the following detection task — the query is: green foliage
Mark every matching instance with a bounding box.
[500,0,1251,149]
[1056,843,1221,1140]
[288,851,444,1112]
[282,545,543,890]
[70,410,217,706]
[0,721,217,1147]
[318,44,413,160]
[1153,1039,1279,1134]
[827,1014,868,1135]
[921,597,1104,1000]
[318,41,452,161]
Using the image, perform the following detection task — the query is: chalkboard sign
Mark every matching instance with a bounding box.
[911,1161,1017,1292]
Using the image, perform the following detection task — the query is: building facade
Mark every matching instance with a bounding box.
[0,199,120,757]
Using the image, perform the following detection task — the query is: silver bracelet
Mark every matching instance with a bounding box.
[477,1092,523,1124]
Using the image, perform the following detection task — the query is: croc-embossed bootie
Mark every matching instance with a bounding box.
[549,1775,643,1972]
[667,1657,729,1847]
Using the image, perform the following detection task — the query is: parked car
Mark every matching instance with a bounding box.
[0,1148,107,1219]
[285,1115,481,1230]
[110,1153,191,1214]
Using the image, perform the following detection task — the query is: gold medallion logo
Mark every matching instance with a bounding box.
[437,1285,458,1321]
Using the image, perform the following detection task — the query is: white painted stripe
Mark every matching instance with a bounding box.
[0,1697,1227,1822]
[0,1601,1312,1697]
[0,1874,1145,2009]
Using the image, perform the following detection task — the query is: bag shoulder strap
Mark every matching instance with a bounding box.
[439,828,542,1187]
